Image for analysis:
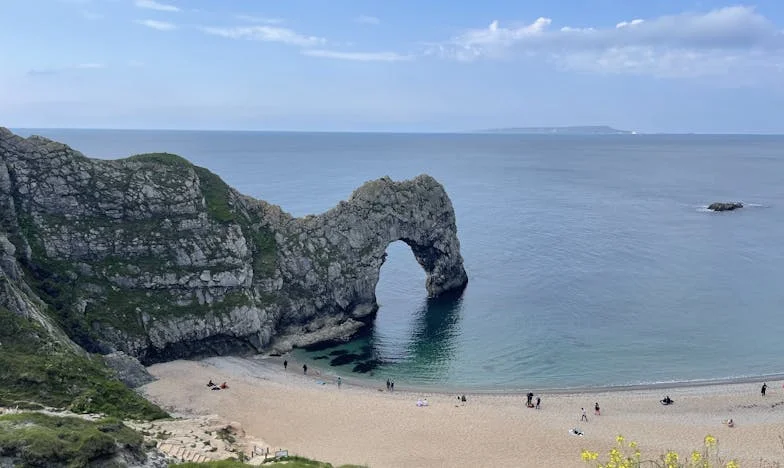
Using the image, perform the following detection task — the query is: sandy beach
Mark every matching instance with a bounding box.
[142,356,784,467]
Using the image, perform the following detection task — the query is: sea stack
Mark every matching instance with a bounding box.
[707,202,743,212]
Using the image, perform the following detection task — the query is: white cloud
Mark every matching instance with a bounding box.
[433,6,784,78]
[355,15,380,25]
[302,49,410,62]
[134,0,179,13]
[235,14,284,25]
[202,25,326,47]
[135,19,178,31]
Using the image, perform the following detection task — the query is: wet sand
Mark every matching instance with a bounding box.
[141,356,784,467]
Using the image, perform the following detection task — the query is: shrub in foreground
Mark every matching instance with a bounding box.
[580,434,740,468]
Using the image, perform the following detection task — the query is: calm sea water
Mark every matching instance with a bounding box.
[16,129,784,390]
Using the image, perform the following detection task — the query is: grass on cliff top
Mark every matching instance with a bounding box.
[125,152,193,167]
[0,412,144,467]
[170,456,368,467]
[0,306,168,421]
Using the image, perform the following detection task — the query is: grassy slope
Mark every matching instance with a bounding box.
[0,413,145,467]
[0,306,167,420]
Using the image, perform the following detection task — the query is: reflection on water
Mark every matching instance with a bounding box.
[400,288,465,379]
[295,286,465,384]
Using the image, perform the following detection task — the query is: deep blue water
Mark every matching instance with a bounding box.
[16,129,784,390]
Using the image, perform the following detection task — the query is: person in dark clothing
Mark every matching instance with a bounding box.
[526,392,534,407]
[303,364,308,375]
[390,381,394,391]
[762,383,767,396]
[386,379,391,391]
[283,360,288,370]
[594,402,601,416]
[535,397,541,409]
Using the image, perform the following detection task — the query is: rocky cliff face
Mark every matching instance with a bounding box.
[0,128,468,363]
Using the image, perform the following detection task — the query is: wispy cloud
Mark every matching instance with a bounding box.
[82,10,104,20]
[74,63,105,69]
[134,0,179,13]
[431,6,784,78]
[135,19,178,31]
[303,49,410,62]
[235,14,284,25]
[355,15,380,25]
[202,25,326,47]
[27,63,106,76]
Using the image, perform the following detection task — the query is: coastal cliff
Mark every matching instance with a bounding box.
[0,128,468,364]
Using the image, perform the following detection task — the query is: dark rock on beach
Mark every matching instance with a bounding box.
[708,202,743,212]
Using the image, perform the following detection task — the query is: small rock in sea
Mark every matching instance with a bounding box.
[707,202,743,212]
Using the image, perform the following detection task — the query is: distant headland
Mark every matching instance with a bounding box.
[474,125,636,135]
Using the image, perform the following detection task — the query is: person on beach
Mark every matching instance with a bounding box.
[594,402,600,416]
[526,392,534,407]
[761,382,767,396]
[386,379,390,391]
[337,377,342,389]
[535,397,541,409]
[283,360,287,370]
[303,364,308,375]
[391,381,395,391]
[581,408,588,422]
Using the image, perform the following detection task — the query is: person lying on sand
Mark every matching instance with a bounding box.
[220,382,229,389]
[207,380,215,387]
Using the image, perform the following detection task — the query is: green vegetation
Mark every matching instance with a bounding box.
[249,227,278,277]
[194,166,235,223]
[170,456,368,468]
[0,307,167,420]
[580,434,741,468]
[0,413,144,467]
[125,152,193,167]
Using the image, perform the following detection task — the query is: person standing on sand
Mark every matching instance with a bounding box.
[283,360,288,370]
[303,364,308,375]
[386,379,390,391]
[391,381,395,392]
[535,397,541,409]
[337,377,342,389]
[581,408,588,422]
[761,382,767,396]
[595,402,600,416]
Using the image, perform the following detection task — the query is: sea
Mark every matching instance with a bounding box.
[15,129,784,391]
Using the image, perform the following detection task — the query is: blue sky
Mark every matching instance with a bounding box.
[2,1,784,132]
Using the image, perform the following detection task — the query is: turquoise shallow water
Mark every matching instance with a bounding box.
[17,129,784,390]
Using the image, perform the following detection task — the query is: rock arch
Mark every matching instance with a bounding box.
[274,175,469,340]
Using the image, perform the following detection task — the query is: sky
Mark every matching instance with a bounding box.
[2,0,784,133]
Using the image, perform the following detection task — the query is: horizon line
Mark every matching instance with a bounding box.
[8,126,784,136]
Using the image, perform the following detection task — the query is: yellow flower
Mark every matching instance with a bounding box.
[726,460,740,468]
[691,450,702,463]
[664,450,679,464]
[704,435,717,447]
[581,450,599,462]
[629,441,638,450]
[616,435,625,444]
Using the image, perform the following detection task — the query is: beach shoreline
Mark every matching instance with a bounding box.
[261,351,784,396]
[141,355,784,467]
